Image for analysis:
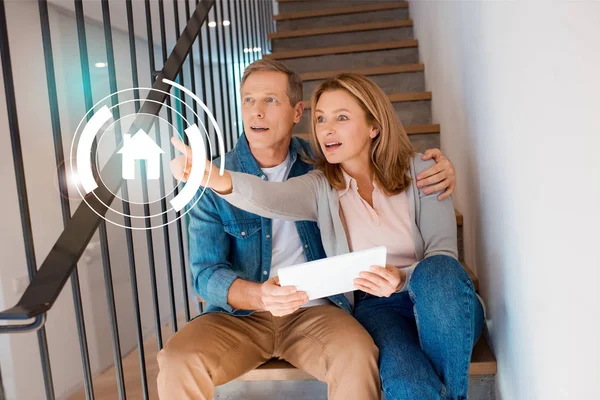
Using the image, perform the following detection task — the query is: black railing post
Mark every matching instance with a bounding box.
[250,0,260,58]
[143,0,166,351]
[216,0,234,149]
[175,0,192,324]
[195,1,211,153]
[205,5,218,146]
[225,0,240,141]
[39,0,96,399]
[0,2,56,399]
[244,0,255,63]
[124,0,150,396]
[212,2,231,151]
[157,0,183,334]
[99,1,135,398]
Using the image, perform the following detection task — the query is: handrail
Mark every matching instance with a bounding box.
[0,0,215,327]
[0,314,46,334]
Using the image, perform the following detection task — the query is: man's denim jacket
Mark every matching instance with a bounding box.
[187,133,353,316]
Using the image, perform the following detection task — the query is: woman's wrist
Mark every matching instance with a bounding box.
[395,268,407,291]
[211,171,233,194]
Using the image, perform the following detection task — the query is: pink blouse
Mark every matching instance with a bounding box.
[337,170,418,267]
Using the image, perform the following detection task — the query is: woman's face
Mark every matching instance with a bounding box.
[314,89,378,166]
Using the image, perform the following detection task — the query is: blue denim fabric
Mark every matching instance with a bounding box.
[186,133,352,316]
[354,255,484,400]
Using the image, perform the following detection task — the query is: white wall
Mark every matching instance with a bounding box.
[410,1,600,399]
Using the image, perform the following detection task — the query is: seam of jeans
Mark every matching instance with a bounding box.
[211,333,274,379]
[409,270,475,399]
[408,289,422,347]
[287,329,337,392]
[460,277,474,398]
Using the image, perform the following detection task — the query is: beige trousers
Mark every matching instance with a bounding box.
[157,304,381,400]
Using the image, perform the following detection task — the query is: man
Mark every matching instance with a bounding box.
[157,59,456,399]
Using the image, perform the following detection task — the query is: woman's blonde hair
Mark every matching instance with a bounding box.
[309,73,415,196]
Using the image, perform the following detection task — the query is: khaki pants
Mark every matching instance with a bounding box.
[157,304,381,400]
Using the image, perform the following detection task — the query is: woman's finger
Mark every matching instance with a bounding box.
[355,277,387,295]
[353,282,379,296]
[359,271,390,288]
[171,155,188,181]
[371,265,398,285]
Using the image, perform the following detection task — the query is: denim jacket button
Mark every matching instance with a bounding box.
[263,271,268,275]
[266,234,271,239]
[338,301,343,305]
[241,231,246,236]
[304,244,308,248]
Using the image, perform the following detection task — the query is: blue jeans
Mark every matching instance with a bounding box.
[354,255,484,400]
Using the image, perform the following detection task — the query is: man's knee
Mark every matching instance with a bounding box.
[330,322,379,364]
[158,333,211,375]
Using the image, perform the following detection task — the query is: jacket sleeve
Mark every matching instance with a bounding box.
[187,190,239,312]
[216,170,323,222]
[397,157,458,292]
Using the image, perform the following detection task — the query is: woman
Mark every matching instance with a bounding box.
[175,74,484,399]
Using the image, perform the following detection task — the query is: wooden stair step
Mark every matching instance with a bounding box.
[240,337,495,381]
[264,40,418,60]
[405,124,441,134]
[300,64,425,81]
[461,261,479,292]
[269,19,413,40]
[455,210,464,226]
[274,2,409,21]
[303,92,432,109]
[293,124,440,142]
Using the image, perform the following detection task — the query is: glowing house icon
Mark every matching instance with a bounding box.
[117,129,165,180]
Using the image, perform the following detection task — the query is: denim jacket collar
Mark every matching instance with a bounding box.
[234,133,301,176]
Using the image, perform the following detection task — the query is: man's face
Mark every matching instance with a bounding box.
[241,71,303,151]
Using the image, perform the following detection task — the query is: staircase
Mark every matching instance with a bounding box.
[68,2,497,399]
[258,0,497,398]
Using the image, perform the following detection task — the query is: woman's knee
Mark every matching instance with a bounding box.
[410,255,472,294]
[381,371,445,400]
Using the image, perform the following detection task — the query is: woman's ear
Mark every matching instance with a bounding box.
[369,123,381,139]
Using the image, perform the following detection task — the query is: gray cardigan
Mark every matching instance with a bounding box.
[218,154,458,297]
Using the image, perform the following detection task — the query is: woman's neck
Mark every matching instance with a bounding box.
[341,157,373,188]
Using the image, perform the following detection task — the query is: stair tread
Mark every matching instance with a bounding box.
[455,210,464,226]
[240,337,495,381]
[265,40,418,60]
[461,261,479,292]
[300,64,425,81]
[293,124,440,142]
[274,1,409,21]
[303,92,431,108]
[270,19,413,39]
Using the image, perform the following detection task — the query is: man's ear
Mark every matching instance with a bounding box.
[293,101,304,124]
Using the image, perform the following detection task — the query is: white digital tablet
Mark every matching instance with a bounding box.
[277,246,387,300]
